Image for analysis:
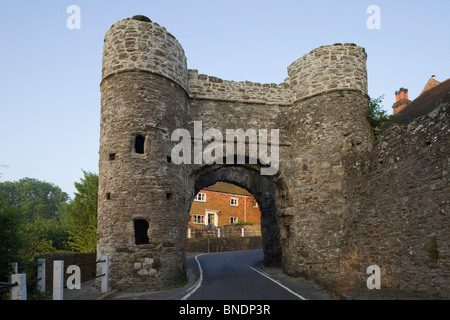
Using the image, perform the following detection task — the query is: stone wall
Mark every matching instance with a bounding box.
[189,224,261,238]
[186,237,262,253]
[276,89,373,287]
[188,69,291,105]
[102,17,188,91]
[340,104,449,299]
[287,43,368,100]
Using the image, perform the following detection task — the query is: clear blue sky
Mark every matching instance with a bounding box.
[1,0,449,198]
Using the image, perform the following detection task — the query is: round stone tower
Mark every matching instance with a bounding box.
[97,16,190,291]
[287,43,368,100]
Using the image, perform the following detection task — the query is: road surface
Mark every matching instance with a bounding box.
[183,249,330,300]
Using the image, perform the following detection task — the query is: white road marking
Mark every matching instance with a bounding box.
[181,254,205,300]
[249,266,308,300]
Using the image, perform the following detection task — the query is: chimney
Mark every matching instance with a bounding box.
[403,88,409,100]
[392,87,411,115]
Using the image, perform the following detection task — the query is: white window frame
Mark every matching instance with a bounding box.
[193,214,204,224]
[230,197,238,206]
[194,192,206,202]
[230,217,238,224]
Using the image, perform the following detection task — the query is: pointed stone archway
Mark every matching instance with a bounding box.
[190,164,292,267]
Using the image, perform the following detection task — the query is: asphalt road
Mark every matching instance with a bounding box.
[182,249,329,300]
[95,249,332,300]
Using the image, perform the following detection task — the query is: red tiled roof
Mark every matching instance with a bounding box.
[203,181,252,196]
[391,78,450,125]
[420,77,441,95]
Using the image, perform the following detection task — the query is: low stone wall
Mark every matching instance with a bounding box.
[188,224,261,238]
[186,236,262,253]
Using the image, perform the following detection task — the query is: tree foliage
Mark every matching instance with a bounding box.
[62,170,98,252]
[0,178,69,220]
[367,95,394,137]
[0,199,24,281]
[0,178,70,259]
[0,171,100,290]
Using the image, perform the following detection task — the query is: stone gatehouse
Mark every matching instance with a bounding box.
[97,15,448,298]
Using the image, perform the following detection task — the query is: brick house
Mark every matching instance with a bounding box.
[188,182,261,229]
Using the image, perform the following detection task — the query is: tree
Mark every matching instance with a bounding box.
[0,198,24,282]
[63,171,98,252]
[0,178,69,221]
[0,178,70,259]
[367,95,394,135]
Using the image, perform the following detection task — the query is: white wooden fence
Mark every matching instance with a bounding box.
[1,255,109,300]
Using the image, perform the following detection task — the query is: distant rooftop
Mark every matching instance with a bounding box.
[203,181,252,196]
[391,76,450,125]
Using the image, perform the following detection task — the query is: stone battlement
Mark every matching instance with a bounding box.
[187,69,292,105]
[102,17,188,91]
[287,43,367,100]
[102,17,367,107]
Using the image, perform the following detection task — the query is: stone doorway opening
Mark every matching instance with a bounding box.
[189,164,291,268]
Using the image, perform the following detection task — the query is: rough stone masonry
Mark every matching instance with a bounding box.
[97,15,448,298]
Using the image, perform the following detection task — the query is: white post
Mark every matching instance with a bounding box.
[37,259,46,293]
[188,228,191,239]
[218,228,221,238]
[11,262,18,274]
[241,228,245,237]
[101,255,109,293]
[10,274,27,300]
[53,260,64,300]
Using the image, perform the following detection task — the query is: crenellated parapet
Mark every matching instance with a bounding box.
[102,16,188,91]
[287,43,368,101]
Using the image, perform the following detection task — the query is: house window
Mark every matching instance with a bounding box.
[230,217,238,224]
[194,193,206,202]
[134,219,149,245]
[193,215,204,224]
[230,197,238,206]
[134,134,145,154]
[253,199,258,208]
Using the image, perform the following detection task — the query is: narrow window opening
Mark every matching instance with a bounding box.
[109,153,116,161]
[167,156,172,163]
[134,219,150,245]
[134,135,145,154]
[166,193,172,200]
[106,193,111,200]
